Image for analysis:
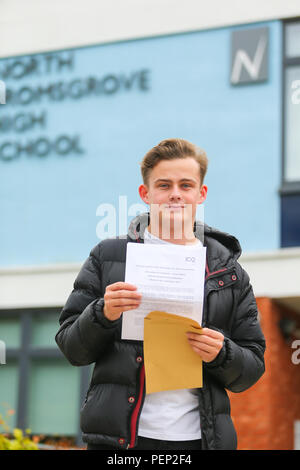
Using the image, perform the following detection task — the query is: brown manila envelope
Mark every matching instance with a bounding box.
[143,310,203,394]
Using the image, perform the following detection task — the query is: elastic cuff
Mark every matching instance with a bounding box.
[204,339,227,369]
[94,299,121,328]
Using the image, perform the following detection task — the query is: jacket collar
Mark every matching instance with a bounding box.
[127,212,242,273]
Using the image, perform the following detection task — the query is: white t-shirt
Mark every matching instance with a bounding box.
[138,227,202,441]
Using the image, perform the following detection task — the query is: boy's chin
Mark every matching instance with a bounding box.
[160,212,193,228]
[161,208,190,218]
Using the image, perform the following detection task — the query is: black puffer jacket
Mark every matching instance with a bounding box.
[55,213,265,450]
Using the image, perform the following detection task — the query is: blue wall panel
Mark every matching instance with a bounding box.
[0,21,282,266]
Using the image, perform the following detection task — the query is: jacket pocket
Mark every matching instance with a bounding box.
[214,414,237,449]
[80,383,130,439]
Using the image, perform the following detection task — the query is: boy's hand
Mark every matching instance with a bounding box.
[186,328,224,363]
[103,282,142,321]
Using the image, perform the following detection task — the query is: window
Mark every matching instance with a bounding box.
[281,19,300,247]
[283,21,300,183]
[0,308,91,445]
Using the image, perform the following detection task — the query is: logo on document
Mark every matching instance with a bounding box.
[185,257,196,263]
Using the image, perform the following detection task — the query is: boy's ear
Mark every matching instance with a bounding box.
[139,184,149,204]
[198,185,208,204]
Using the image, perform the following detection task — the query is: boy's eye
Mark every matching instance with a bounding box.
[158,183,191,189]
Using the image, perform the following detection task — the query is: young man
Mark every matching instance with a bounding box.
[55,138,265,450]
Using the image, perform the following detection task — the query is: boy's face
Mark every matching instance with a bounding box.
[139,157,207,237]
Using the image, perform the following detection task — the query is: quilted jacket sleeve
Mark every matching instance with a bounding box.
[55,243,121,366]
[204,264,266,392]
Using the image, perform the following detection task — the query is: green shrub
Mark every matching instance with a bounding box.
[0,428,39,450]
[0,409,39,450]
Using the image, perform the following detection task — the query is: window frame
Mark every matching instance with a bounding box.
[0,308,91,446]
[281,18,300,195]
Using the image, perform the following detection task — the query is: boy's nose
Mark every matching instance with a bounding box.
[169,187,183,201]
[170,186,181,198]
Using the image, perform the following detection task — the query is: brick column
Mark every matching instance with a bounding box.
[228,297,300,450]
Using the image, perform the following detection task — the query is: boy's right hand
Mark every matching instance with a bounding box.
[103,282,142,321]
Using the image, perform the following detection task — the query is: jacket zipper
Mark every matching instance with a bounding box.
[199,270,216,449]
[128,363,145,449]
[127,229,144,449]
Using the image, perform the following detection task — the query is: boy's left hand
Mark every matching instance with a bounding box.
[186,328,224,363]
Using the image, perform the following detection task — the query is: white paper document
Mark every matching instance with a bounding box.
[121,242,207,340]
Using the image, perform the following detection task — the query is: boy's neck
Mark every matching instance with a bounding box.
[147,224,198,245]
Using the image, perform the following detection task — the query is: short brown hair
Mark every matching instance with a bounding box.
[140,138,208,186]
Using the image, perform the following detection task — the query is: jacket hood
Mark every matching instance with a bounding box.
[127,212,242,270]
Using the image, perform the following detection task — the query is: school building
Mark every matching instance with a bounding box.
[0,0,300,449]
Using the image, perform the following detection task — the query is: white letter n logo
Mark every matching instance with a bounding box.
[231,34,267,84]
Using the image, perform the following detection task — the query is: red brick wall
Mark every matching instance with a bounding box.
[228,298,300,450]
